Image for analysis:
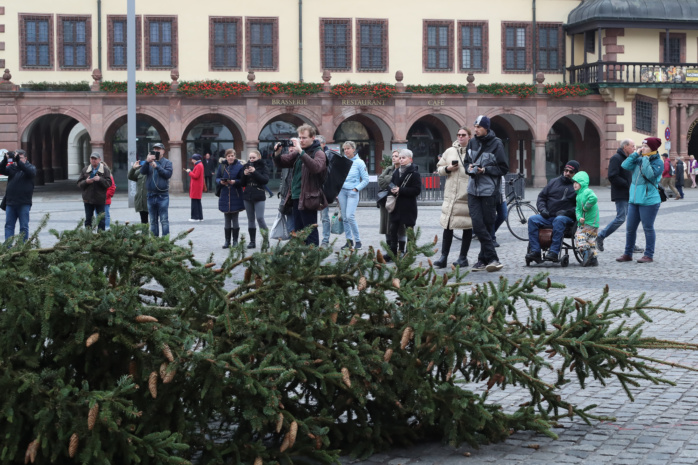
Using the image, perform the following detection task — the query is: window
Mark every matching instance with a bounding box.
[246,18,278,71]
[538,24,562,72]
[660,33,685,63]
[424,21,453,72]
[107,15,142,70]
[357,19,387,72]
[502,22,530,72]
[633,94,657,136]
[321,19,351,71]
[210,17,241,70]
[20,14,53,69]
[584,31,595,54]
[58,16,90,69]
[145,16,177,69]
[459,21,487,72]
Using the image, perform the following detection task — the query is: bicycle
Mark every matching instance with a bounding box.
[453,173,537,242]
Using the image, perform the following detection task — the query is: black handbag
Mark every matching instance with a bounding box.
[322,151,353,204]
[640,170,665,202]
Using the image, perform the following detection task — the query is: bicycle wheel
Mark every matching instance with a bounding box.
[506,202,538,241]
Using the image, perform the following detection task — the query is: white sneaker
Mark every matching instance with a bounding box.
[485,261,504,272]
[188,219,198,222]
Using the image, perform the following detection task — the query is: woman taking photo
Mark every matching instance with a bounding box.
[378,151,406,250]
[216,148,245,249]
[434,127,473,268]
[241,149,270,249]
[385,149,422,262]
[616,137,664,264]
[338,141,369,250]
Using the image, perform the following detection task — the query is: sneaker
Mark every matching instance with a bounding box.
[616,254,632,262]
[320,241,330,248]
[492,239,500,248]
[188,218,198,222]
[485,261,504,272]
[544,251,559,262]
[633,245,644,254]
[596,235,604,252]
[637,256,653,263]
[354,241,363,250]
[525,250,542,264]
[341,240,353,250]
[471,260,487,272]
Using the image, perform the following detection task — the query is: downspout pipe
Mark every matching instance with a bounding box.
[298,0,303,82]
[97,0,102,70]
[532,0,536,83]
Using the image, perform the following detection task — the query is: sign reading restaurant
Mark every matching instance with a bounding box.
[340,99,386,106]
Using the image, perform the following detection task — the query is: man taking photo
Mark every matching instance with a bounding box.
[77,152,113,231]
[0,149,36,242]
[140,142,173,237]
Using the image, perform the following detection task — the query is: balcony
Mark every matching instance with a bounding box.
[568,62,698,86]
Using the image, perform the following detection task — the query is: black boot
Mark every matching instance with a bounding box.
[384,241,398,263]
[398,241,406,254]
[247,228,257,249]
[433,254,449,268]
[453,229,472,268]
[435,229,453,268]
[222,228,232,249]
[232,228,240,246]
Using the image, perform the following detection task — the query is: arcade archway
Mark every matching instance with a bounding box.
[21,114,82,185]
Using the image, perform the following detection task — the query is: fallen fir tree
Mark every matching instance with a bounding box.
[1,219,697,464]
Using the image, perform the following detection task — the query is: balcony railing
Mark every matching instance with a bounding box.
[568,62,698,85]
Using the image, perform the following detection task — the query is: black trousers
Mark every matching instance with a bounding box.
[204,176,213,192]
[84,203,106,230]
[292,199,319,246]
[191,199,203,220]
[468,195,498,264]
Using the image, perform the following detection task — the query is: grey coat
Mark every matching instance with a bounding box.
[128,166,148,213]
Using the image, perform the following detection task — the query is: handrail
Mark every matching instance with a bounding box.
[568,61,698,85]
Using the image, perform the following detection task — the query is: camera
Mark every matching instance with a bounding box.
[149,150,160,160]
[468,164,480,174]
[276,140,293,148]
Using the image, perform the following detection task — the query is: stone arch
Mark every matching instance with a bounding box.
[20,114,83,185]
[331,107,397,143]
[258,107,321,131]
[686,112,698,157]
[404,108,465,140]
[333,113,393,173]
[181,113,246,158]
[547,114,603,184]
[18,107,91,144]
[490,114,535,182]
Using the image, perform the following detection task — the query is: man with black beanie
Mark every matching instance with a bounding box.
[464,115,509,272]
[525,160,580,263]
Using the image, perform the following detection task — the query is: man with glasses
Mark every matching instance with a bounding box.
[596,139,643,254]
[525,160,580,263]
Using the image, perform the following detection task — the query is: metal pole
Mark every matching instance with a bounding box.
[97,0,102,70]
[127,0,136,208]
[298,0,303,82]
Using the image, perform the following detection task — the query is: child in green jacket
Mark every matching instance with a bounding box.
[572,171,599,267]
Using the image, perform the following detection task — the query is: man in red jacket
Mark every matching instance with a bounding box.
[186,154,205,221]
[660,153,681,200]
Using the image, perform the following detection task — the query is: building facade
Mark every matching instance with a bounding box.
[0,0,696,192]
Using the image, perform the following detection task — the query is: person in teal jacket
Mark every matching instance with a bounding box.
[616,137,664,264]
[572,171,599,267]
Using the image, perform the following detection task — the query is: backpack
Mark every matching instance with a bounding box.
[322,149,352,204]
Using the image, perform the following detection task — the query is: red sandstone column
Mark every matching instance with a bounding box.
[533,140,547,188]
[679,103,688,158]
[168,140,184,193]
[669,103,677,155]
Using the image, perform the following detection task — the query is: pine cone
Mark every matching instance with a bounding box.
[400,326,413,350]
[349,315,358,326]
[357,276,367,291]
[279,433,291,452]
[275,413,284,433]
[376,250,386,264]
[85,332,100,347]
[162,368,176,384]
[254,275,263,288]
[25,439,39,464]
[330,312,338,324]
[341,367,351,388]
[383,348,393,362]
[427,258,433,267]
[148,371,158,399]
[427,361,434,371]
[446,369,453,382]
[160,362,168,379]
[88,403,99,430]
[204,262,215,268]
[135,315,158,323]
[487,306,495,323]
[433,234,438,245]
[253,458,263,465]
[162,344,174,362]
[68,433,79,458]
[288,421,298,447]
[392,278,400,289]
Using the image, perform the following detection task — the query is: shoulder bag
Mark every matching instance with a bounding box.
[640,168,665,202]
[385,173,412,213]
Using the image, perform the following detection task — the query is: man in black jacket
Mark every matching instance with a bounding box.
[202,153,216,192]
[0,150,36,242]
[596,139,642,253]
[464,115,509,272]
[525,160,579,263]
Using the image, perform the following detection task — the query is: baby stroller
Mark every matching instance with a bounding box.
[525,223,582,267]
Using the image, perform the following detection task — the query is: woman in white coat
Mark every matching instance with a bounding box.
[433,127,473,268]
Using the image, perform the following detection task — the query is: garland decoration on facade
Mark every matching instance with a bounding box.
[405,84,469,95]
[100,81,171,95]
[330,82,397,99]
[256,82,323,96]
[176,80,250,97]
[477,83,536,98]
[545,83,593,98]
[20,81,91,92]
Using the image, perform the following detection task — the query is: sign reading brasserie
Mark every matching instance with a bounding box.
[271,99,308,106]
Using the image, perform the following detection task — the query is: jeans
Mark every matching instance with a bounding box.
[624,202,660,258]
[147,193,170,236]
[5,204,31,242]
[468,195,498,264]
[337,188,361,243]
[599,200,628,240]
[84,203,106,230]
[105,204,111,229]
[527,214,574,255]
[320,206,331,244]
[490,200,508,240]
[292,199,319,246]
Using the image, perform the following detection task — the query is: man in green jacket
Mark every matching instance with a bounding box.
[572,171,599,267]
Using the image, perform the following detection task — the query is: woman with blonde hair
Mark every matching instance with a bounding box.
[337,141,369,250]
[384,149,422,262]
[378,150,406,249]
[241,149,269,248]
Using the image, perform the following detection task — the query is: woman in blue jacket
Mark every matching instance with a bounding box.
[337,141,369,251]
[216,148,245,248]
[617,137,664,264]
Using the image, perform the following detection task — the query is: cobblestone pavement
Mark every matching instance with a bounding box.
[18,182,698,464]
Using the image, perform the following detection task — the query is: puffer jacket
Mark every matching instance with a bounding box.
[437,141,472,230]
[216,158,245,213]
[536,175,577,220]
[341,156,370,191]
[127,165,148,213]
[241,159,270,202]
[275,140,328,211]
[622,151,663,206]
[464,129,509,197]
[572,171,599,228]
[77,162,112,205]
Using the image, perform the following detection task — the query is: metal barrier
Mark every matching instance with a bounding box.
[359,174,445,205]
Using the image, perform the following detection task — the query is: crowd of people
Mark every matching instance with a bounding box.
[1,120,693,268]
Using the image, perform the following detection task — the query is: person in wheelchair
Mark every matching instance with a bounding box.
[525,160,580,263]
